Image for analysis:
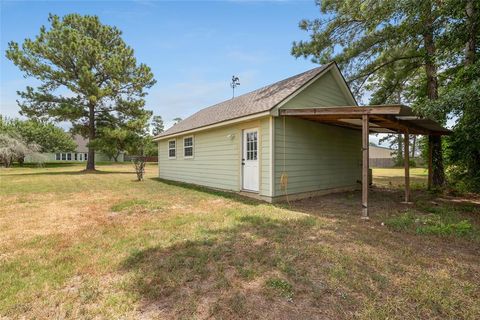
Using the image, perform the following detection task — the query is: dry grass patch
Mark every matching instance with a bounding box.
[1,164,479,319]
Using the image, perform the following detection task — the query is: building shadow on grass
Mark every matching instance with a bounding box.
[151,178,265,206]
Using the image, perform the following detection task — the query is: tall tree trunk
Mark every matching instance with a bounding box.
[423,7,445,188]
[86,103,96,171]
[397,134,403,166]
[465,0,477,65]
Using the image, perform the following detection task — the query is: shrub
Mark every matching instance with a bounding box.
[0,133,42,167]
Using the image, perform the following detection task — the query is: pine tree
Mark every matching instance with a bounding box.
[291,0,453,188]
[6,14,156,170]
[152,115,165,136]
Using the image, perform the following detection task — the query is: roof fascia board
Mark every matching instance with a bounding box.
[154,111,271,141]
[279,106,403,116]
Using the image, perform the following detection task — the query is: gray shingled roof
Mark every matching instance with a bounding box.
[156,63,333,138]
[73,134,88,153]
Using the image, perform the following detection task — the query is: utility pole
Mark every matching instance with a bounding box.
[230,76,240,99]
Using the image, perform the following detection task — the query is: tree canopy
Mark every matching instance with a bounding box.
[292,0,479,191]
[6,14,156,170]
[151,115,165,136]
[0,116,75,154]
[0,133,44,167]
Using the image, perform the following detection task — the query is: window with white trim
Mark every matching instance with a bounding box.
[84,153,88,160]
[56,153,61,160]
[67,153,72,161]
[184,136,194,158]
[168,140,176,159]
[61,153,67,160]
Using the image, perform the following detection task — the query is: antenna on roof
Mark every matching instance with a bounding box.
[230,75,240,99]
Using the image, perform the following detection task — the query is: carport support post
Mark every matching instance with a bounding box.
[361,114,369,219]
[404,131,411,203]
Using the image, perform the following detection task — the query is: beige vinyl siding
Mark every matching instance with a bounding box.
[158,117,271,194]
[280,70,352,109]
[273,117,361,197]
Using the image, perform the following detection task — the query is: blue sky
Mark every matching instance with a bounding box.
[0,0,384,144]
[1,0,323,125]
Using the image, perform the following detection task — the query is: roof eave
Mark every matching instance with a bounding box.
[153,111,271,141]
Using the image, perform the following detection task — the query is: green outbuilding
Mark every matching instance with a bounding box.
[154,62,449,215]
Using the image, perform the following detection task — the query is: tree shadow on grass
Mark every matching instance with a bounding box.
[120,214,351,319]
[120,208,480,319]
[1,170,135,177]
[10,163,80,169]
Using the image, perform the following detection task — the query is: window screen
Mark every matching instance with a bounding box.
[168,140,176,158]
[184,137,193,157]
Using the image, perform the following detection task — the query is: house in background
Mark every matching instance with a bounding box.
[25,134,124,163]
[154,62,449,204]
[369,145,395,168]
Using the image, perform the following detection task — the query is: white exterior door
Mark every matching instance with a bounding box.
[242,128,259,192]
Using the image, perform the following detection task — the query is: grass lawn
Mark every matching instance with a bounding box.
[1,163,479,319]
[373,167,429,189]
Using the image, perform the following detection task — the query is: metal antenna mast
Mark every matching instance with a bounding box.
[230,75,240,99]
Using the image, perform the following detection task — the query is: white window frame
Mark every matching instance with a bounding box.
[55,153,61,161]
[168,139,176,159]
[183,136,194,159]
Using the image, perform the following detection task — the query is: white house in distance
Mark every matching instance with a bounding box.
[154,62,449,208]
[26,135,124,163]
[369,145,395,168]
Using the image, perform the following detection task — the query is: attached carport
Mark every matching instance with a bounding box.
[279,104,451,219]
